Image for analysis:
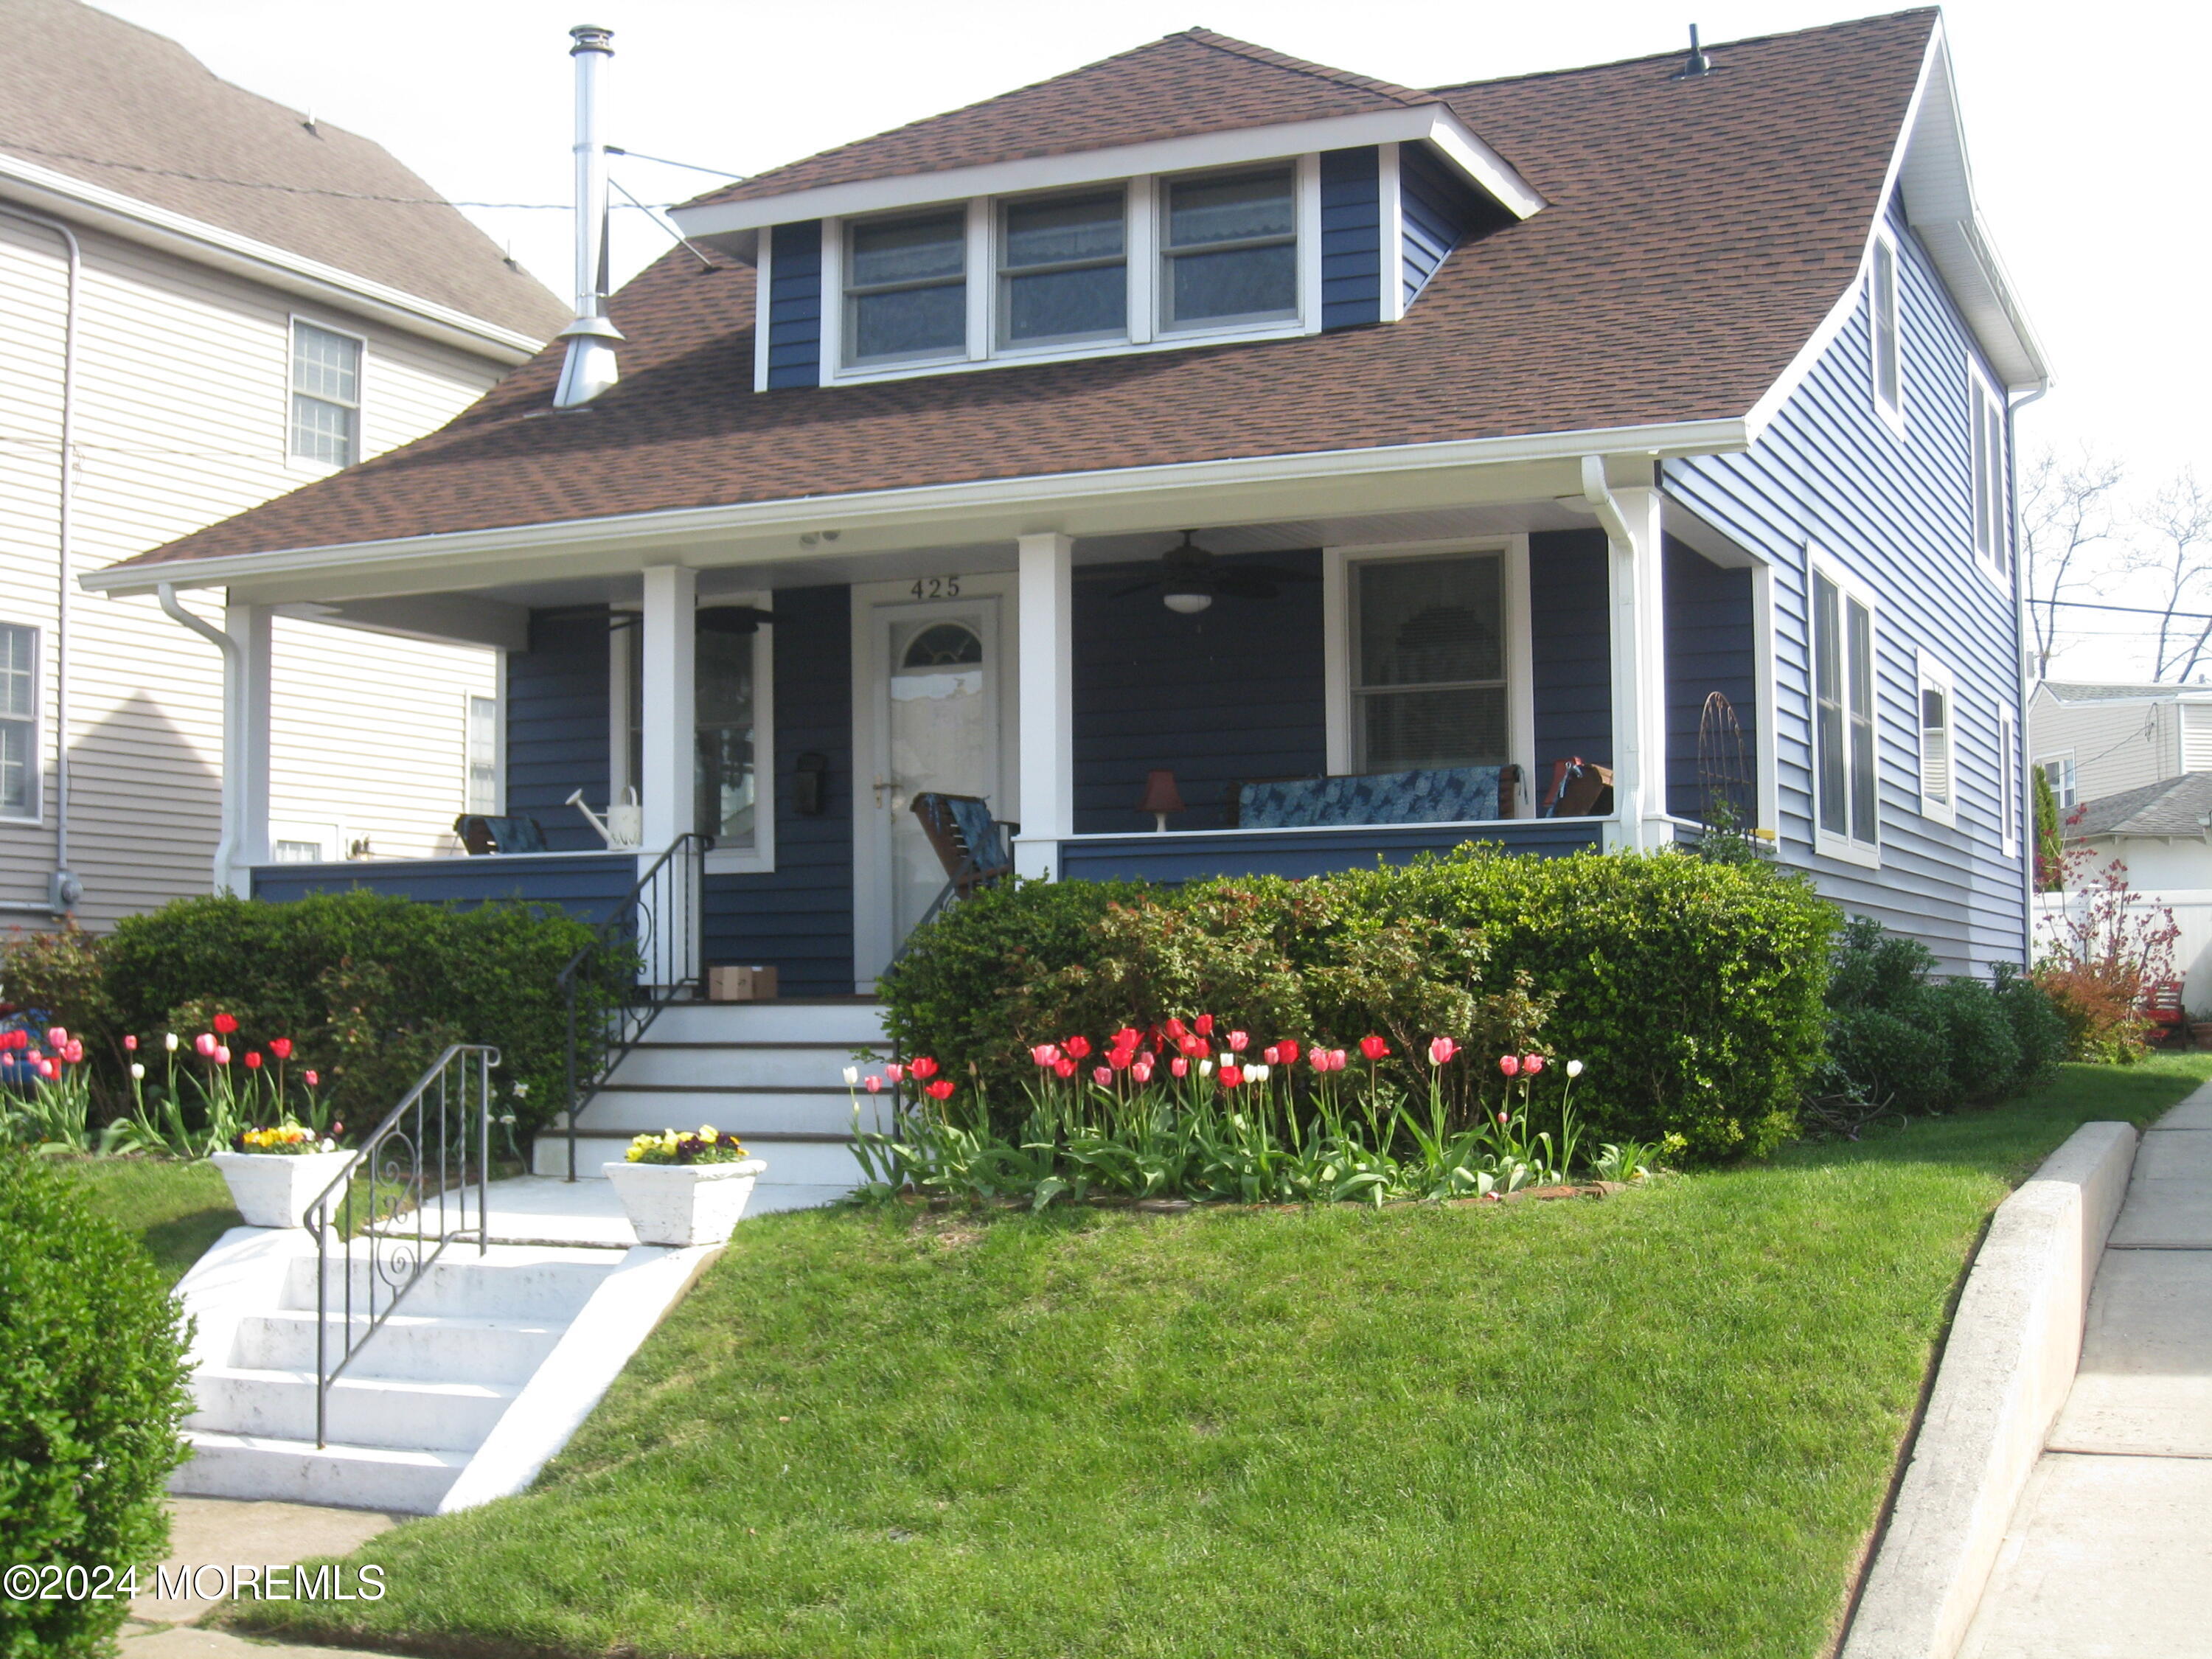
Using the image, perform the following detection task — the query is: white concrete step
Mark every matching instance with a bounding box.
[610,1042,890,1090]
[532,1135,864,1189]
[567,1086,888,1137]
[645,1001,887,1044]
[188,1366,516,1453]
[285,1245,620,1322]
[173,1430,468,1513]
[237,1307,563,1385]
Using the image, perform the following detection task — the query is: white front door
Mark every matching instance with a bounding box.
[855,588,1009,981]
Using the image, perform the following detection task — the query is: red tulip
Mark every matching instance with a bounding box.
[1194,1015,1214,1036]
[1112,1027,1141,1050]
[1093,1065,1113,1087]
[1053,1057,1077,1080]
[923,1078,956,1102]
[269,1037,294,1060]
[908,1056,939,1079]
[1108,1047,1133,1071]
[212,1012,238,1035]
[1219,1063,1244,1089]
[1498,1054,1521,1077]
[1062,1035,1092,1060]
[1030,1043,1060,1066]
[1523,1054,1546,1075]
[1164,1017,1188,1040]
[304,1070,320,1087]
[1359,1035,1388,1061]
[123,1034,138,1051]
[244,1051,263,1070]
[1427,1036,1460,1065]
[1170,1056,1189,1079]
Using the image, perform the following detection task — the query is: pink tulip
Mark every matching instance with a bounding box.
[1332,1049,1349,1071]
[885,1062,906,1083]
[63,1040,84,1064]
[1523,1054,1546,1075]
[214,1045,232,1065]
[865,1074,883,1093]
[1262,1045,1281,1065]
[36,1057,57,1079]
[123,1034,138,1052]
[1085,1065,1109,1087]
[1171,1057,1189,1079]
[1310,1049,1332,1073]
[1498,1054,1520,1077]
[1428,1036,1460,1065]
[45,1026,66,1048]
[195,1032,216,1057]
[1222,1030,1246,1053]
[1498,1110,1509,1124]
[1132,1060,1154,1084]
[1030,1043,1060,1067]
[304,1070,319,1087]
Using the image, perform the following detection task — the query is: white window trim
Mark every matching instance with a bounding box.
[1868,230,1906,438]
[1916,650,1956,826]
[465,684,505,818]
[285,312,367,473]
[1967,359,2008,589]
[608,598,776,874]
[1998,703,2021,860]
[818,158,1323,388]
[1321,536,1534,818]
[1811,553,1882,868]
[0,622,42,824]
[270,818,349,864]
[2039,751,2079,812]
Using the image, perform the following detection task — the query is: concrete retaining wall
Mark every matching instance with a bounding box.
[1840,1119,2138,1659]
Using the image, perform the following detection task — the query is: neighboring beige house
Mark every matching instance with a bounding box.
[0,0,566,927]
[2062,773,2212,891]
[2028,681,2212,818]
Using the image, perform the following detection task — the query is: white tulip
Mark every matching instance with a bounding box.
[164,1032,179,1052]
[1199,1059,1215,1077]
[130,1062,145,1080]
[843,1065,860,1085]
[1565,1059,1585,1078]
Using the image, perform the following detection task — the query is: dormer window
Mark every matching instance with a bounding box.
[1001,189,1127,347]
[846,210,967,365]
[1162,165,1296,330]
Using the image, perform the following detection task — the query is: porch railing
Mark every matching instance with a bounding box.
[557,832,709,1180]
[305,1043,500,1450]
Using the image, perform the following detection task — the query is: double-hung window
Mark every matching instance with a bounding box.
[1917,653,1955,824]
[0,625,36,819]
[1813,567,1879,855]
[1161,165,1298,330]
[466,695,501,815]
[1000,189,1126,348]
[1350,552,1508,773]
[1970,369,2008,579]
[844,211,968,366]
[1870,233,1904,428]
[2042,756,2077,810]
[290,320,361,466]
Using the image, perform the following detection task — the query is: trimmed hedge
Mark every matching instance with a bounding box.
[0,1151,192,1658]
[883,847,1839,1159]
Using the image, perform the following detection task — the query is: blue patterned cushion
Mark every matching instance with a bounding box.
[1237,766,1502,829]
[943,795,1010,870]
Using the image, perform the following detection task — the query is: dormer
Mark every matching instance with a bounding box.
[667,30,1543,392]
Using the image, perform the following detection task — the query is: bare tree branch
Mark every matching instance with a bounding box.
[2122,468,2212,681]
[2022,448,2125,677]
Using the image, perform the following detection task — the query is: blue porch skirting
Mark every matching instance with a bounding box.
[250,853,637,925]
[1055,820,1604,883]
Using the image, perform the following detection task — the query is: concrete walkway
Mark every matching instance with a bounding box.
[1960,1087,2212,1656]
[117,1496,394,1658]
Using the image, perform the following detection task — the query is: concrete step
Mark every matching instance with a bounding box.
[609,1043,891,1090]
[568,1086,888,1138]
[644,1001,887,1045]
[188,1366,517,1453]
[283,1245,620,1322]
[237,1307,563,1385]
[173,1429,469,1512]
[532,1135,865,1191]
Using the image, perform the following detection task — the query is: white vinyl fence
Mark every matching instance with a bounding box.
[2034,888,2212,1018]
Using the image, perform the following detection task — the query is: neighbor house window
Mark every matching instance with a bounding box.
[1999,705,2020,858]
[0,624,36,818]
[845,210,968,365]
[1870,234,1903,427]
[1000,189,1126,347]
[1917,653,1955,824]
[1971,370,2008,578]
[1814,569,1878,852]
[1350,552,1506,773]
[1161,165,1298,330]
[2042,756,2077,810]
[466,694,501,815]
[290,320,361,465]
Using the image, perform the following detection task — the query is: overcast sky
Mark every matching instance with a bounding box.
[92,1,2208,676]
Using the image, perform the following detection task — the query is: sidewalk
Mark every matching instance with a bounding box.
[118,1497,394,1659]
[1960,1087,2212,1656]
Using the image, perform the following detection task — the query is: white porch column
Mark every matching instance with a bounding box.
[222,599,272,894]
[1594,466,1670,851]
[1014,532,1074,880]
[638,564,698,852]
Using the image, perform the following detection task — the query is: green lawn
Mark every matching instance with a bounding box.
[233,1057,2211,1659]
[49,1155,240,1284]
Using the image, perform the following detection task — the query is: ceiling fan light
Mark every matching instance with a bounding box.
[1164,588,1213,615]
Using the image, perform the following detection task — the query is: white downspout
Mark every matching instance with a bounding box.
[0,204,80,916]
[156,582,243,893]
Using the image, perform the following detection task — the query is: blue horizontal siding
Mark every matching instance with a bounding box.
[1663,539,1758,819]
[1399,141,1497,308]
[1663,193,2027,974]
[1060,821,1603,883]
[507,608,611,852]
[1529,529,1614,785]
[251,854,635,926]
[1319,147,1382,330]
[1073,550,1326,834]
[766,220,823,389]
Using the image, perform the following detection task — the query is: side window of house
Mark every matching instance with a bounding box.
[1970,371,2008,579]
[0,624,36,818]
[1350,552,1506,773]
[466,695,501,815]
[291,320,362,466]
[1998,705,2020,858]
[1813,570,1878,849]
[1161,165,1297,331]
[1917,654,1954,824]
[1871,234,1903,427]
[2042,756,2077,810]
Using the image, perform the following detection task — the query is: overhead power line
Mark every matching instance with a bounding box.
[2028,596,2212,624]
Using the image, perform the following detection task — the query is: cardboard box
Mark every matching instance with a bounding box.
[707,964,778,1002]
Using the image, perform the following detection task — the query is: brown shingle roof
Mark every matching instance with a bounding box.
[695,29,1433,207]
[108,9,1936,574]
[0,0,566,341]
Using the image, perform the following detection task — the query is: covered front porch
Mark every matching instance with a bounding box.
[147,450,1775,996]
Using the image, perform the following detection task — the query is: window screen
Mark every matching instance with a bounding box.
[846,212,967,364]
[467,695,500,815]
[0,624,34,817]
[291,321,361,465]
[1001,190,1125,346]
[1352,554,1506,773]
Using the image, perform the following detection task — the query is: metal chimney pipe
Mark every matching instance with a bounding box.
[554,23,622,408]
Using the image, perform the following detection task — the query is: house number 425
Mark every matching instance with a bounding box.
[909,575,961,599]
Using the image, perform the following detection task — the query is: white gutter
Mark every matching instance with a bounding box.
[83,415,1750,598]
[0,153,549,365]
[0,202,80,917]
[156,582,243,895]
[1579,453,1633,548]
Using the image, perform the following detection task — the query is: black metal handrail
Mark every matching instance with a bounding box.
[557,832,709,1181]
[305,1043,500,1450]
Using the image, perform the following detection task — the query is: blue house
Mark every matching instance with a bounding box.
[88,13,2041,1092]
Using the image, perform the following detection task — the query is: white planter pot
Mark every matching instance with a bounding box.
[602,1157,767,1246]
[211,1148,357,1230]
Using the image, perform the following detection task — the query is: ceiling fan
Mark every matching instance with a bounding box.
[1109,530,1320,614]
